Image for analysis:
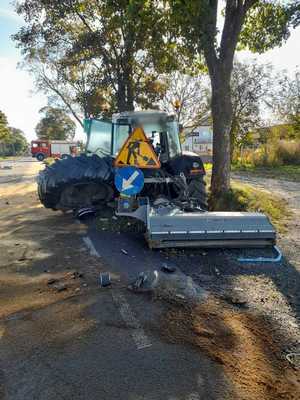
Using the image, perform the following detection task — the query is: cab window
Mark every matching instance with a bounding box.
[86,120,112,156]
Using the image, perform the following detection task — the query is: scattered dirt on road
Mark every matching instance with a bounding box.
[0,175,107,321]
[162,296,300,400]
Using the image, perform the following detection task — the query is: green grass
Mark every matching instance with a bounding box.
[210,182,291,233]
[232,164,300,182]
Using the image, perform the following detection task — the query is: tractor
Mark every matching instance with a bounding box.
[38,110,207,212]
[38,110,276,249]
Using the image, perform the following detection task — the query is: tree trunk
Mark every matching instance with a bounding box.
[126,79,134,111]
[230,123,236,163]
[210,70,233,200]
[117,78,128,112]
[117,71,134,112]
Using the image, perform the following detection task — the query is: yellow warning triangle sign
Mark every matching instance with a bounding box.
[114,126,161,169]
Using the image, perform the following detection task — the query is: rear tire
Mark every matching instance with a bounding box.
[37,154,114,210]
[36,153,45,161]
[187,175,208,210]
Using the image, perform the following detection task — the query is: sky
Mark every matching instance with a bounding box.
[0,1,299,142]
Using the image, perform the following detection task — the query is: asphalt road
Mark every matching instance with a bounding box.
[0,157,41,185]
[2,158,299,400]
[0,158,228,400]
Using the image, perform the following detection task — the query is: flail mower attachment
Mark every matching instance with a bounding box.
[116,197,276,249]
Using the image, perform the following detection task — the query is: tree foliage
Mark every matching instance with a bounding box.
[14,0,177,116]
[168,0,299,199]
[35,107,76,140]
[3,128,28,156]
[271,68,300,138]
[0,111,28,156]
[161,71,210,129]
[0,110,10,141]
[230,60,273,152]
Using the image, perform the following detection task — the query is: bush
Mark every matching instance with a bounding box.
[276,140,300,165]
[234,140,300,167]
[210,182,290,232]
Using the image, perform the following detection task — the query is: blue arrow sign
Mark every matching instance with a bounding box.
[114,166,144,196]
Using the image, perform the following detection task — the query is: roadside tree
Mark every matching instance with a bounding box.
[271,68,300,138]
[168,0,300,202]
[0,110,10,141]
[161,71,211,129]
[230,60,273,159]
[35,107,76,141]
[14,0,176,116]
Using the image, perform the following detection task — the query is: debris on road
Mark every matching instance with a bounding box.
[75,207,96,220]
[53,282,68,292]
[121,249,128,255]
[47,278,59,285]
[222,294,248,308]
[286,352,300,368]
[128,270,207,305]
[67,271,84,279]
[99,272,111,287]
[161,263,176,273]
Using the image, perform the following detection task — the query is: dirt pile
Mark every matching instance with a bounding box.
[162,296,300,400]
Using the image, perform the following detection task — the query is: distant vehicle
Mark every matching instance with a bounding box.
[31,139,78,161]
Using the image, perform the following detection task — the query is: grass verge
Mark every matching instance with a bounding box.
[232,164,300,182]
[210,182,290,233]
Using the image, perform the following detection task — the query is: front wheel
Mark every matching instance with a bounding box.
[187,175,208,210]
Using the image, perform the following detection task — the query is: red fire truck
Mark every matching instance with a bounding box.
[31,140,78,161]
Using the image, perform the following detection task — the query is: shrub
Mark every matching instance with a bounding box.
[276,140,300,165]
[210,183,290,232]
[234,140,300,167]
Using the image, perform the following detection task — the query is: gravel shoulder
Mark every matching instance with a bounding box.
[233,173,300,269]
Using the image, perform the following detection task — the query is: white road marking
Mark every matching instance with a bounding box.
[82,236,101,257]
[112,291,152,350]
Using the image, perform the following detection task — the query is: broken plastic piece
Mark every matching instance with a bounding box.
[99,272,111,287]
[161,263,176,273]
[238,245,282,263]
[75,207,96,219]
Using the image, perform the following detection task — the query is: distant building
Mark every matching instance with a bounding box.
[182,122,213,158]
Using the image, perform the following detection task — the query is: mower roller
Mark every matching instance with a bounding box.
[37,110,276,249]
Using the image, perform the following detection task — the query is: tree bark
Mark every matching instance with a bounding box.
[210,69,232,198]
[202,1,250,203]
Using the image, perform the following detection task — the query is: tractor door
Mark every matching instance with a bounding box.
[85,119,113,157]
[166,120,182,158]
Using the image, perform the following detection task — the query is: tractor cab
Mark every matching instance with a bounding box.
[84,110,182,163]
